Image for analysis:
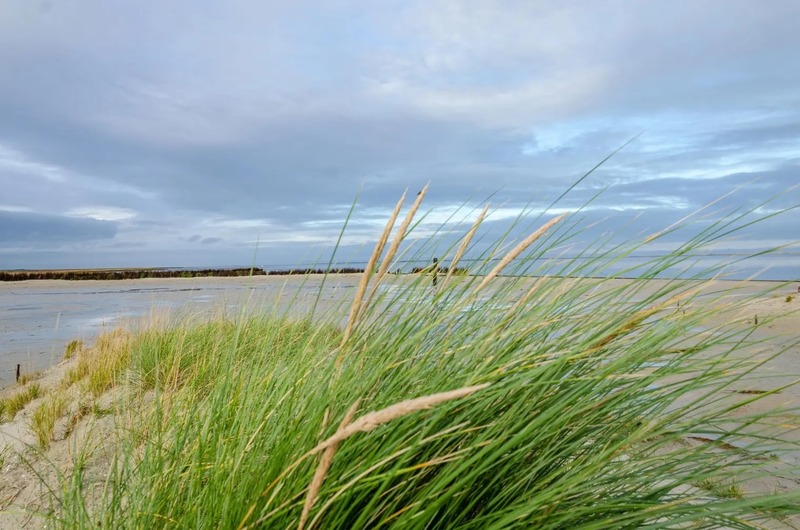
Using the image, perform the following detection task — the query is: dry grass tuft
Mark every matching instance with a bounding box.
[30,392,68,449]
[64,339,84,360]
[60,329,134,397]
[0,383,43,422]
[16,370,43,386]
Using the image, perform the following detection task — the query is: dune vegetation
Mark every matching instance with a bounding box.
[4,187,800,529]
[0,383,42,423]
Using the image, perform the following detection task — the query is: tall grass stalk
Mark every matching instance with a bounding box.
[362,184,429,314]
[37,190,800,529]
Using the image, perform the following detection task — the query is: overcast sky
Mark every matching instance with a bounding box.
[1,1,798,274]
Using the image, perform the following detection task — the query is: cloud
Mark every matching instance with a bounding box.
[0,211,117,243]
[0,143,70,182]
[0,1,797,272]
[66,207,138,221]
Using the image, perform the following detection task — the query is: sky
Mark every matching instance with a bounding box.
[1,1,799,276]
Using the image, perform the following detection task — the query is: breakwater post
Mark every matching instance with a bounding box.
[15,364,20,383]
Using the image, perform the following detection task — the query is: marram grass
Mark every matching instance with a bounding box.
[24,192,800,529]
[0,382,42,422]
[30,392,68,449]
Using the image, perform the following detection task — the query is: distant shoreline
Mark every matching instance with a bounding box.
[0,268,795,283]
[0,267,367,282]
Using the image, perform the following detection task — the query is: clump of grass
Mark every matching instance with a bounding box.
[128,318,340,393]
[30,392,68,449]
[786,294,794,302]
[60,365,87,389]
[0,383,43,422]
[55,330,133,396]
[696,479,745,499]
[64,339,84,360]
[45,190,800,529]
[16,370,43,386]
[60,348,97,389]
[78,329,133,397]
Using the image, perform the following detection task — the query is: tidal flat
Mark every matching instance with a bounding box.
[0,275,364,387]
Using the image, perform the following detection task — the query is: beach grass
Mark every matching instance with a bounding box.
[0,382,42,422]
[15,370,43,386]
[30,392,68,449]
[15,192,800,528]
[63,339,84,360]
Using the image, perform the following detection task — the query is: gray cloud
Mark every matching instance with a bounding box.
[0,211,116,243]
[0,1,798,273]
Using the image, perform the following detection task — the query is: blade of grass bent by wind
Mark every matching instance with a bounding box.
[536,134,642,224]
[311,192,360,319]
[441,204,489,289]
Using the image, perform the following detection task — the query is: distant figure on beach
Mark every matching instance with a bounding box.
[432,257,439,287]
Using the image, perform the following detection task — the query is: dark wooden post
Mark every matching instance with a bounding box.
[16,364,20,383]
